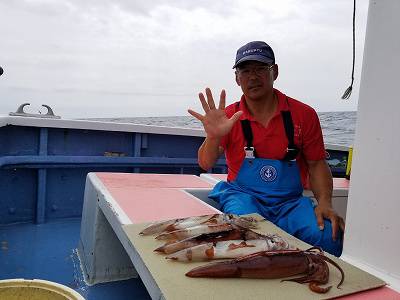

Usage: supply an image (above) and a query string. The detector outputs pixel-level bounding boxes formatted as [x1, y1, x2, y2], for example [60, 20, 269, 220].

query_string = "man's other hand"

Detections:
[314, 204, 345, 241]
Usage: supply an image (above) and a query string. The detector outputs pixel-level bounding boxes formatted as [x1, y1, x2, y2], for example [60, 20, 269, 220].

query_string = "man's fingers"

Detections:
[316, 213, 324, 231]
[218, 89, 226, 110]
[230, 111, 243, 123]
[330, 216, 339, 241]
[205, 88, 216, 110]
[339, 217, 346, 232]
[188, 109, 204, 121]
[199, 93, 210, 113]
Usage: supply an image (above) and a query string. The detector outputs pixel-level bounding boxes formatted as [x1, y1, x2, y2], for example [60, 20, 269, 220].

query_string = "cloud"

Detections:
[0, 0, 368, 118]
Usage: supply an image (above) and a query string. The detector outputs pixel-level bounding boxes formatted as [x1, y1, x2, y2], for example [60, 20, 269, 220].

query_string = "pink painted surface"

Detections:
[108, 187, 218, 223]
[96, 173, 212, 188]
[336, 286, 400, 299]
[96, 173, 217, 223]
[333, 177, 350, 189]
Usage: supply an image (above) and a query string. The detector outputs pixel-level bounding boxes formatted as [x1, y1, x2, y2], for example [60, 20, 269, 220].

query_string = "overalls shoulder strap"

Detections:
[240, 119, 257, 158]
[281, 110, 300, 161]
[239, 97, 300, 161]
[237, 101, 257, 158]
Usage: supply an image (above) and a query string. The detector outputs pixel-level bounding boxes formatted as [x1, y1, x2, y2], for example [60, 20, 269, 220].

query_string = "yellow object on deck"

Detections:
[0, 279, 85, 300]
[346, 146, 353, 179]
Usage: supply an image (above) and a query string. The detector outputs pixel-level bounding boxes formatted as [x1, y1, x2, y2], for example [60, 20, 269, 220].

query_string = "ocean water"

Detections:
[318, 111, 356, 147]
[90, 111, 356, 147]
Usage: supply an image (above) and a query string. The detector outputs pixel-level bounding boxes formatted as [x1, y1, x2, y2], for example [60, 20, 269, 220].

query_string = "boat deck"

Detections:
[0, 218, 151, 300]
[2, 173, 400, 299]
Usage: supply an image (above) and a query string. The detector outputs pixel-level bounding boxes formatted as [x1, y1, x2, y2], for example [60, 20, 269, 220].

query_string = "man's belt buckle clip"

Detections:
[286, 147, 298, 161]
[244, 147, 255, 158]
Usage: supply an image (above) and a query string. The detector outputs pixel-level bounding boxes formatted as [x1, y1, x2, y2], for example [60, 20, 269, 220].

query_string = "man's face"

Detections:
[235, 61, 278, 101]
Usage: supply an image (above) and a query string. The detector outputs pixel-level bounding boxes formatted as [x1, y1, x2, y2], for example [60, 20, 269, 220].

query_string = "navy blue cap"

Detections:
[233, 41, 275, 68]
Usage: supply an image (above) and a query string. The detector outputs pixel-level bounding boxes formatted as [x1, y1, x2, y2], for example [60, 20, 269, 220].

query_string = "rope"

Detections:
[341, 0, 356, 100]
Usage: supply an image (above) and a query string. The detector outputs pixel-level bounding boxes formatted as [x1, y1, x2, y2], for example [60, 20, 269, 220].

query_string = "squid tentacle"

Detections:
[309, 282, 332, 293]
[314, 254, 345, 289]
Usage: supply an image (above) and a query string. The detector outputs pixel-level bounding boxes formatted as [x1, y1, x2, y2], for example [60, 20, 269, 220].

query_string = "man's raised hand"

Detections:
[188, 88, 243, 139]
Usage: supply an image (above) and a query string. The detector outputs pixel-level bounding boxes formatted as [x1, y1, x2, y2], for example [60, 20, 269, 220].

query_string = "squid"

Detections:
[139, 213, 259, 236]
[139, 215, 216, 235]
[186, 247, 345, 294]
[139, 218, 182, 235]
[155, 223, 234, 241]
[166, 238, 290, 262]
[221, 214, 260, 229]
[164, 214, 219, 231]
[155, 228, 289, 254]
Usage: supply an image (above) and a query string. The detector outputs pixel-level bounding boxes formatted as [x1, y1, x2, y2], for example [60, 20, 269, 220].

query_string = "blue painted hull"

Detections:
[0, 123, 348, 225]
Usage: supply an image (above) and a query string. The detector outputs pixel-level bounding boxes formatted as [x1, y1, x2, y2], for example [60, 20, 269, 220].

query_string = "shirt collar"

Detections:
[238, 88, 289, 121]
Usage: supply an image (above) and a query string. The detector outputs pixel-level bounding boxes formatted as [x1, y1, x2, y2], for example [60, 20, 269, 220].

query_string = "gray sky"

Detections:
[0, 0, 368, 119]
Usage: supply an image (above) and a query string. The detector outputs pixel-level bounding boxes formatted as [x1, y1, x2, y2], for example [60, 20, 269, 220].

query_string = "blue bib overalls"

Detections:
[209, 110, 343, 257]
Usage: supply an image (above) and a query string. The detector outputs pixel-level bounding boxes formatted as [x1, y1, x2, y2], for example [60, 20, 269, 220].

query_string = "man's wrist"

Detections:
[206, 136, 222, 144]
[316, 196, 332, 208]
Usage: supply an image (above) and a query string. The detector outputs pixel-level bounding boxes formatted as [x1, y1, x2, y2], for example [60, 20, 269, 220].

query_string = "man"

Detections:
[188, 41, 345, 256]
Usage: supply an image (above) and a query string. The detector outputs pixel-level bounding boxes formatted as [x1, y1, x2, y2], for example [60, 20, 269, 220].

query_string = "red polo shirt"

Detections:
[220, 89, 326, 188]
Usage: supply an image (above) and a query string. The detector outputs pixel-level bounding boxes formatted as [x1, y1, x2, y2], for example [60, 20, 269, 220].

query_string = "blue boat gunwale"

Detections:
[0, 116, 349, 226]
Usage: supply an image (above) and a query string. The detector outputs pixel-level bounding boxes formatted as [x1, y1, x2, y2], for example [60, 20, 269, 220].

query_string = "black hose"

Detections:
[341, 0, 356, 100]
